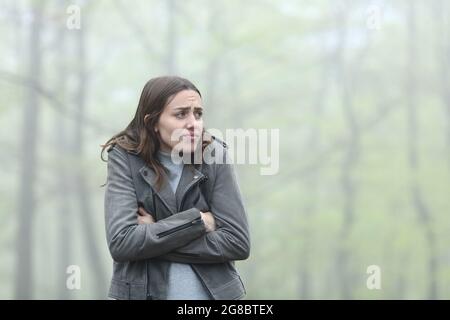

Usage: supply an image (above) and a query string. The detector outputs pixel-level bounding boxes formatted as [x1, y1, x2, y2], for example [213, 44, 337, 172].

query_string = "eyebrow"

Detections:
[172, 105, 203, 111]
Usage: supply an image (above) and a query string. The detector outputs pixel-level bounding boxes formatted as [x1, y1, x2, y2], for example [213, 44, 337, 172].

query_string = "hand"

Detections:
[200, 211, 216, 232]
[137, 206, 155, 224]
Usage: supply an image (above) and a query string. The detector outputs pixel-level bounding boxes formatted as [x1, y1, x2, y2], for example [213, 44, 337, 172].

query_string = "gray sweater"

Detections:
[157, 150, 212, 300]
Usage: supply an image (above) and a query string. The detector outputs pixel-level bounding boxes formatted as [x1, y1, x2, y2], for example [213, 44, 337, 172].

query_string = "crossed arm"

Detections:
[137, 207, 216, 232]
[105, 146, 250, 264]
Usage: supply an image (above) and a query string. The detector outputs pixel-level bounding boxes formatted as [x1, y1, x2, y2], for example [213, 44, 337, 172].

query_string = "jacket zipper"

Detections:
[179, 175, 207, 211]
[154, 193, 173, 215]
[156, 216, 203, 238]
[146, 260, 151, 300]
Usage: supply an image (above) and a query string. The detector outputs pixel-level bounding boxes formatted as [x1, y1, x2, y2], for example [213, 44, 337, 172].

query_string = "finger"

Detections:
[138, 216, 148, 225]
[140, 207, 153, 216]
[137, 207, 148, 216]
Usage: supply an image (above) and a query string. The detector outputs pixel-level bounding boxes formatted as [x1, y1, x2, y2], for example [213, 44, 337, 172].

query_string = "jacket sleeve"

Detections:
[104, 146, 207, 263]
[160, 151, 251, 264]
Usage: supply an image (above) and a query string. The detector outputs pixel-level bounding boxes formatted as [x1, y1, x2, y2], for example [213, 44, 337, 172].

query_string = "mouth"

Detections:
[181, 134, 200, 142]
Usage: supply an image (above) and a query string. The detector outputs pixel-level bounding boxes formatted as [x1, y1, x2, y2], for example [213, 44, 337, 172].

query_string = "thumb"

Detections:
[137, 207, 151, 216]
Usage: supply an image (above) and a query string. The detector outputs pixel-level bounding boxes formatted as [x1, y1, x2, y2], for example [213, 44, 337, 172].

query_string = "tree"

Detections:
[15, 0, 46, 299]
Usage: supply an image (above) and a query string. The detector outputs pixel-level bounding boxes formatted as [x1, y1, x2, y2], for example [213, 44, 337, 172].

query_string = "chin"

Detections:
[179, 139, 202, 154]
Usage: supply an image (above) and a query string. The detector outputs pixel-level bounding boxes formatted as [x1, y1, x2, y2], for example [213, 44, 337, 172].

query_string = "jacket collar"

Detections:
[175, 164, 205, 209]
[138, 162, 205, 214]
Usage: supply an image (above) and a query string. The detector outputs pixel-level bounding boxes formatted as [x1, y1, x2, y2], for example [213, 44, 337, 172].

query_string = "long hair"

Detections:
[100, 76, 213, 190]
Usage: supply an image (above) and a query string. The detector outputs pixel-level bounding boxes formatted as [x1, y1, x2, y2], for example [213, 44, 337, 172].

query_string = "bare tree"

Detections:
[55, 0, 72, 299]
[406, 1, 438, 299]
[332, 2, 359, 299]
[166, 0, 177, 74]
[204, 1, 222, 124]
[297, 44, 333, 299]
[15, 1, 45, 299]
[11, 1, 24, 59]
[112, 0, 159, 60]
[71, 12, 107, 297]
[432, 0, 450, 164]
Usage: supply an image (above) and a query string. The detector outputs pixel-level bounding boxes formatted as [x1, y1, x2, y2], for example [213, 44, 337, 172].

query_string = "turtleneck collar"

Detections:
[157, 149, 183, 166]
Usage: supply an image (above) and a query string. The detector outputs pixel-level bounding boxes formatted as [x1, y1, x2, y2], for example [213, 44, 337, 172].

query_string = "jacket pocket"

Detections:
[108, 278, 146, 300]
[192, 262, 245, 300]
[156, 216, 203, 238]
[212, 276, 246, 300]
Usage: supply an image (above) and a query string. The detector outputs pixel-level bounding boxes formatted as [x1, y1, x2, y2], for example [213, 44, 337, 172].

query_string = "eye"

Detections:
[175, 111, 186, 119]
[194, 111, 203, 119]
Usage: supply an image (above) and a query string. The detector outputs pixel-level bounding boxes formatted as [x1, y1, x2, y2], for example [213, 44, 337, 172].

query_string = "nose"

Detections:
[185, 112, 198, 129]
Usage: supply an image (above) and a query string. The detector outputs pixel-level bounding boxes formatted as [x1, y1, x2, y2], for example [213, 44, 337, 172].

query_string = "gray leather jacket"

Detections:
[104, 140, 250, 300]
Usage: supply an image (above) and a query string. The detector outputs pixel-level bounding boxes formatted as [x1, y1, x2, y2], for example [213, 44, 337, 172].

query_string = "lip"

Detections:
[180, 135, 200, 144]
[183, 134, 200, 138]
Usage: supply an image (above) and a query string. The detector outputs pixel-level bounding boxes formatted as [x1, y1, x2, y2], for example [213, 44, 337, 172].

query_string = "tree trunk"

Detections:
[298, 44, 332, 299]
[12, 1, 24, 60]
[204, 2, 221, 125]
[55, 0, 71, 299]
[406, 1, 438, 299]
[333, 3, 360, 299]
[433, 0, 450, 164]
[166, 0, 177, 74]
[72, 15, 107, 298]
[15, 1, 45, 299]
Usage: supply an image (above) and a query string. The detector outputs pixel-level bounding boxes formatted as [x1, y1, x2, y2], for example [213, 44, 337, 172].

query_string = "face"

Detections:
[154, 89, 204, 154]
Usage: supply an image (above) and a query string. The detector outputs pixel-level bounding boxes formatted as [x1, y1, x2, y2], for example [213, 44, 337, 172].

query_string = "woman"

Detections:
[101, 76, 250, 300]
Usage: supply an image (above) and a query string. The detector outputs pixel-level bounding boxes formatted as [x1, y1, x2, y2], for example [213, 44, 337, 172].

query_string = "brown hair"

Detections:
[100, 76, 213, 190]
